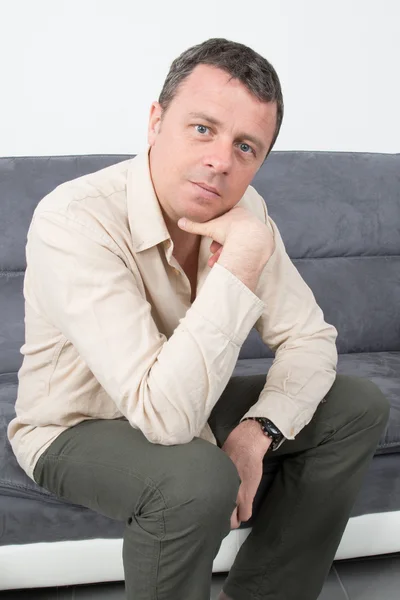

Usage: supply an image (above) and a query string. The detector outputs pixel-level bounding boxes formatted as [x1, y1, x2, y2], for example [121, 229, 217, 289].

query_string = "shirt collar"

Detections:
[127, 145, 171, 253]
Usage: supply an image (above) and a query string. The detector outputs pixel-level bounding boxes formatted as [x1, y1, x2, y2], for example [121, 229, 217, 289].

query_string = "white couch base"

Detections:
[1, 511, 399, 590]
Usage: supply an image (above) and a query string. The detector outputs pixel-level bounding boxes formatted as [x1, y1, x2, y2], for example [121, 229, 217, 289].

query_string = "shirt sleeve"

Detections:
[239, 192, 339, 440]
[28, 210, 265, 445]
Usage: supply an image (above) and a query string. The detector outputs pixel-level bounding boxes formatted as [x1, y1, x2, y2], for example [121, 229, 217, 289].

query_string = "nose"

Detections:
[203, 140, 233, 175]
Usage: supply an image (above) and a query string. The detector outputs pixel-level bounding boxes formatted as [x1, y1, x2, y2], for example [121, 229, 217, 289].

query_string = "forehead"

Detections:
[172, 64, 276, 132]
[176, 64, 257, 105]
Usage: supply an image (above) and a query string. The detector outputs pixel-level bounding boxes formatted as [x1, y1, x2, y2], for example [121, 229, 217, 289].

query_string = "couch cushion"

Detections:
[0, 372, 127, 547]
[1, 351, 399, 503]
[233, 352, 399, 454]
[1, 353, 399, 546]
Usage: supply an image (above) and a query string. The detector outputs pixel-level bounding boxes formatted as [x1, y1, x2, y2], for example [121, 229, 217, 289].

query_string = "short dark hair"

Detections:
[158, 38, 284, 160]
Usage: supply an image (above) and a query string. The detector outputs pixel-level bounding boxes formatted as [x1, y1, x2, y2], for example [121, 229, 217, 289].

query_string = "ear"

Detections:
[147, 102, 163, 146]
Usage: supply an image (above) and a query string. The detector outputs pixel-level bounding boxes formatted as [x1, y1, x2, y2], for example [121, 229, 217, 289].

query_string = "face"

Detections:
[147, 63, 277, 231]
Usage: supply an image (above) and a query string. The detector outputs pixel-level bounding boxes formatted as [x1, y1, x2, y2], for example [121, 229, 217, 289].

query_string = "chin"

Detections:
[185, 203, 215, 223]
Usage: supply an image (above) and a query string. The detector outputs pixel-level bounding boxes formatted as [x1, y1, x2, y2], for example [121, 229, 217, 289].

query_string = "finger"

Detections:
[208, 247, 223, 267]
[208, 250, 221, 268]
[210, 240, 222, 253]
[209, 248, 222, 267]
[237, 501, 252, 523]
[230, 507, 241, 529]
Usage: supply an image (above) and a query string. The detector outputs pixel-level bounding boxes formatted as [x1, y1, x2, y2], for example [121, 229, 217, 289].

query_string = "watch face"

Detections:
[264, 419, 283, 439]
[269, 424, 281, 436]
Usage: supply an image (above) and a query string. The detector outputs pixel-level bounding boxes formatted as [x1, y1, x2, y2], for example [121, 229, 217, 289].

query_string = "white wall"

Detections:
[1, 0, 399, 157]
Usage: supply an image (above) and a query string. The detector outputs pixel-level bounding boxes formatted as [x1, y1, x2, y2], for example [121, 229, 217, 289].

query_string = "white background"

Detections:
[1, 0, 399, 157]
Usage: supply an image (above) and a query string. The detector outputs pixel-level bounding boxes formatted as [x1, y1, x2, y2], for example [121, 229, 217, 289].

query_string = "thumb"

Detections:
[237, 499, 252, 523]
[177, 217, 205, 235]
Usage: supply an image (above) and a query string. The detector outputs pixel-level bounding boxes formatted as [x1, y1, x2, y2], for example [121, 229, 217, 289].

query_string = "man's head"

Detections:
[147, 38, 284, 229]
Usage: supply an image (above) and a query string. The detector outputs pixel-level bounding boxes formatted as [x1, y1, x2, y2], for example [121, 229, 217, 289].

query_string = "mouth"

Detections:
[191, 181, 221, 197]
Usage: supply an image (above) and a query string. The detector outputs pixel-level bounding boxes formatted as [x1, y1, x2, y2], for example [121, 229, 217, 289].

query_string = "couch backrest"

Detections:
[0, 151, 399, 375]
[0, 155, 132, 376]
[239, 151, 400, 359]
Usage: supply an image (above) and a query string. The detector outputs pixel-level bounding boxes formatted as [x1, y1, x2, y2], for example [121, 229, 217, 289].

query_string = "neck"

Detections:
[159, 206, 200, 260]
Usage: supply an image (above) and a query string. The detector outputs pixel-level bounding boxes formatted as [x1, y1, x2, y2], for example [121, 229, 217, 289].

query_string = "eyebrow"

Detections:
[188, 111, 265, 152]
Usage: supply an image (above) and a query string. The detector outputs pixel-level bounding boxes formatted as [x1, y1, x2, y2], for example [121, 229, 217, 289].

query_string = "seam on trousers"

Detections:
[41, 454, 168, 599]
[37, 455, 170, 533]
[252, 455, 318, 599]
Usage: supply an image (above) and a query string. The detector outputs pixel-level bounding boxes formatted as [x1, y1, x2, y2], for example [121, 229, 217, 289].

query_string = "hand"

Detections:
[221, 420, 272, 529]
[178, 205, 274, 261]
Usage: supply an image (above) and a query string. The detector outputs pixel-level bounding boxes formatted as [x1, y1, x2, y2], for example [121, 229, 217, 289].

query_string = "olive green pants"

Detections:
[33, 374, 390, 600]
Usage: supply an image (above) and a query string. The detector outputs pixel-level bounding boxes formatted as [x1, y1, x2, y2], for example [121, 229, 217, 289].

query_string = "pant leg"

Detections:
[215, 374, 390, 600]
[33, 417, 241, 600]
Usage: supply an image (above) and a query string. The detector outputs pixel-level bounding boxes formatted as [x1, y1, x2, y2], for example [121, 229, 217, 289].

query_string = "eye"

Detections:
[239, 143, 254, 155]
[194, 124, 210, 135]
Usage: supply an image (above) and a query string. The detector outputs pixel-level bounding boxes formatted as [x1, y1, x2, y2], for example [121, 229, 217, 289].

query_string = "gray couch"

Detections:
[1, 151, 399, 591]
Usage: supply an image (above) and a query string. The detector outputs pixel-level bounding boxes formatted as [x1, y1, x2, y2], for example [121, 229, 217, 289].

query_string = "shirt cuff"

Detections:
[240, 390, 307, 441]
[189, 262, 265, 347]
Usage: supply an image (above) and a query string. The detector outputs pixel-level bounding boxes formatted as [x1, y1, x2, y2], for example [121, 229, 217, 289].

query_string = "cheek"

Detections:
[225, 175, 251, 202]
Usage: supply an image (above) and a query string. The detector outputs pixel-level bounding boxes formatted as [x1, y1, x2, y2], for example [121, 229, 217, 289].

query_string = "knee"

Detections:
[162, 441, 241, 521]
[360, 378, 390, 428]
[333, 374, 390, 431]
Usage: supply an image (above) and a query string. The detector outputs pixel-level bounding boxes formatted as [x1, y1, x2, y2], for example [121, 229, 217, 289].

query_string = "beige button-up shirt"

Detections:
[8, 148, 338, 480]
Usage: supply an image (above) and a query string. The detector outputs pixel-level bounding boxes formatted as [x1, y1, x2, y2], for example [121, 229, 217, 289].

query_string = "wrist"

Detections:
[235, 420, 272, 454]
[222, 237, 269, 270]
[241, 417, 285, 451]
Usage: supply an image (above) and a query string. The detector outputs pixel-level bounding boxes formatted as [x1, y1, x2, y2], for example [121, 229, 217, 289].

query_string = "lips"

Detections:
[193, 182, 220, 196]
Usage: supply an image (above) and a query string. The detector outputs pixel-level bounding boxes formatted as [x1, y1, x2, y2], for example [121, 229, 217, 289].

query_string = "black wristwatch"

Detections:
[241, 417, 285, 451]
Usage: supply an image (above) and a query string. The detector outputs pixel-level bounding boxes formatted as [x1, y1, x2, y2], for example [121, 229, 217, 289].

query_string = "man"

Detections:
[8, 38, 389, 600]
